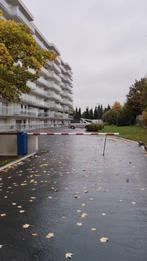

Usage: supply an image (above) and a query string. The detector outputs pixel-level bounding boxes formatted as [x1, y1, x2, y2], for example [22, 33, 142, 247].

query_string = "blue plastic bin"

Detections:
[17, 132, 28, 156]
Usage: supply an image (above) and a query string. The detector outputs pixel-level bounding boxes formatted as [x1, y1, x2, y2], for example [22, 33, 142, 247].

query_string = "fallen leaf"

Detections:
[0, 213, 6, 217]
[19, 210, 25, 213]
[46, 233, 54, 239]
[22, 224, 31, 229]
[65, 252, 73, 259]
[81, 213, 87, 218]
[32, 233, 38, 237]
[131, 201, 136, 205]
[100, 237, 109, 243]
[17, 206, 22, 209]
[76, 222, 82, 226]
[91, 228, 97, 231]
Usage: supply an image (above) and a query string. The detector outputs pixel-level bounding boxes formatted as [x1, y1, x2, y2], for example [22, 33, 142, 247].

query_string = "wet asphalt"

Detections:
[0, 131, 147, 261]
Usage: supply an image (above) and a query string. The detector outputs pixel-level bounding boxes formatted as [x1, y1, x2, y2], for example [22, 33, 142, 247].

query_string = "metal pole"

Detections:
[102, 134, 107, 156]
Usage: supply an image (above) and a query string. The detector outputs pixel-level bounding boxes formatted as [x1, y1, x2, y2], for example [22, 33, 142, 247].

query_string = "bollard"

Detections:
[102, 135, 107, 156]
[17, 132, 28, 156]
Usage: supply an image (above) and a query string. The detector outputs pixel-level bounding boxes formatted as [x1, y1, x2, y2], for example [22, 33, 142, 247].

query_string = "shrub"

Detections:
[102, 109, 120, 125]
[85, 123, 104, 132]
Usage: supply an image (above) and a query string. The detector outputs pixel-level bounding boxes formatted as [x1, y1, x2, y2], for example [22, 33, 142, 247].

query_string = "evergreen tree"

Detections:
[78, 108, 82, 118]
[85, 107, 90, 119]
[89, 108, 93, 119]
[94, 106, 98, 119]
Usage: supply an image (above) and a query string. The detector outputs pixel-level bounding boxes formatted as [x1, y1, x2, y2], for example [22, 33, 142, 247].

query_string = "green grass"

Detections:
[101, 125, 147, 144]
[0, 157, 19, 168]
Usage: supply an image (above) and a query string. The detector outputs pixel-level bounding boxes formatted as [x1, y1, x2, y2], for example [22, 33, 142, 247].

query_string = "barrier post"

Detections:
[17, 132, 28, 156]
[102, 134, 107, 156]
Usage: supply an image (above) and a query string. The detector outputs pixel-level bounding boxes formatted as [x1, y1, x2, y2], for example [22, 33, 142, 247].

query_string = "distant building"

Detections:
[0, 0, 73, 131]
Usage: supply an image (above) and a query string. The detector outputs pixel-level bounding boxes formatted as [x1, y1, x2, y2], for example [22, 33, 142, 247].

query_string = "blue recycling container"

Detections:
[17, 132, 28, 156]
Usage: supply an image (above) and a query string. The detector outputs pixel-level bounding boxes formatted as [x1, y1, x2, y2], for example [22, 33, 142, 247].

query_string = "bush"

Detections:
[102, 109, 120, 125]
[85, 123, 104, 132]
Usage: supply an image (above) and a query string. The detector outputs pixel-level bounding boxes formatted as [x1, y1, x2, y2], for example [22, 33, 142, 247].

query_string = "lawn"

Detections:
[0, 156, 19, 168]
[102, 125, 147, 144]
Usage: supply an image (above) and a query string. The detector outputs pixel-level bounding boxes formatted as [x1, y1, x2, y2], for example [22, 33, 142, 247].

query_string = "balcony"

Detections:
[34, 35, 46, 49]
[39, 71, 61, 84]
[27, 81, 47, 98]
[0, 0, 10, 15]
[37, 77, 50, 88]
[46, 101, 56, 110]
[53, 63, 61, 75]
[61, 84, 72, 93]
[11, 7, 35, 33]
[0, 105, 38, 117]
[54, 104, 63, 112]
[62, 99, 73, 106]
[41, 67, 52, 79]
[61, 91, 72, 101]
[47, 91, 62, 102]
[21, 94, 48, 108]
[62, 113, 70, 119]
[52, 72, 61, 83]
[54, 112, 63, 119]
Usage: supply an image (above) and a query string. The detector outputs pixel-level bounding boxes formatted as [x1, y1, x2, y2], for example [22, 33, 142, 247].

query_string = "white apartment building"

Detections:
[0, 0, 73, 131]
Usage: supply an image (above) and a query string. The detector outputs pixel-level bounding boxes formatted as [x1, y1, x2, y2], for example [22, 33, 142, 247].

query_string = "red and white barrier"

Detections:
[27, 132, 119, 136]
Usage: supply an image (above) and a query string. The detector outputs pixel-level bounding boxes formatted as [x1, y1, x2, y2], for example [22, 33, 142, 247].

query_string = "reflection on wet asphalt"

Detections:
[0, 134, 147, 261]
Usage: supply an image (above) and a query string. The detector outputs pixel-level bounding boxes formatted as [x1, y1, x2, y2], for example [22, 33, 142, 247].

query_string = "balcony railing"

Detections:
[21, 94, 48, 108]
[62, 99, 73, 106]
[47, 91, 62, 102]
[53, 63, 61, 75]
[11, 7, 35, 33]
[34, 35, 46, 49]
[0, 106, 38, 117]
[0, 0, 10, 14]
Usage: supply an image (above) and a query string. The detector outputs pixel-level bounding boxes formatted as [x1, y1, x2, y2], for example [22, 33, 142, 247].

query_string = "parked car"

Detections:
[69, 122, 88, 129]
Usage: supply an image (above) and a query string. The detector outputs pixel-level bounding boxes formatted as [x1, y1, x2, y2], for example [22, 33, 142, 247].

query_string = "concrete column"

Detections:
[0, 133, 17, 156]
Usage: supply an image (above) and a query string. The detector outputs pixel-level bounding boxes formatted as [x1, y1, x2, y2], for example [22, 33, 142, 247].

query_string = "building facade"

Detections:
[0, 0, 73, 131]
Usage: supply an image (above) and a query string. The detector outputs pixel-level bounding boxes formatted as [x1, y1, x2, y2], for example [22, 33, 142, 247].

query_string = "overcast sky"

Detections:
[23, 0, 147, 110]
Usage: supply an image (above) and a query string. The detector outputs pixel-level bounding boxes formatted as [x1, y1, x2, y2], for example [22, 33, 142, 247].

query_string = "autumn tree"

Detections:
[112, 101, 122, 111]
[126, 78, 147, 118]
[0, 12, 57, 102]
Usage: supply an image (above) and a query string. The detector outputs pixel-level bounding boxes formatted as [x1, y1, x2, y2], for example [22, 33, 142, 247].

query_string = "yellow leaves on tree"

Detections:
[0, 43, 13, 67]
[0, 13, 57, 102]
[112, 101, 122, 111]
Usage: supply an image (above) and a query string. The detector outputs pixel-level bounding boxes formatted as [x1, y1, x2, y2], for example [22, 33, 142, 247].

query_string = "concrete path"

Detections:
[0, 134, 147, 261]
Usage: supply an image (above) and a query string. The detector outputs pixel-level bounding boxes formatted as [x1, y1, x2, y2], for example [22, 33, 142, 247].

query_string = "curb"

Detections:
[0, 152, 36, 172]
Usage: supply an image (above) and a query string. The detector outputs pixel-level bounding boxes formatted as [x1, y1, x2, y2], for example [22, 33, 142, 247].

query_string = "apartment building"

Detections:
[0, 0, 73, 131]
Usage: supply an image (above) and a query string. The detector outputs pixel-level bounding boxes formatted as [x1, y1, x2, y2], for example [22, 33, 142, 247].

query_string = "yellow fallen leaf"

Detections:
[91, 228, 97, 231]
[100, 237, 109, 243]
[81, 213, 87, 218]
[32, 233, 38, 237]
[76, 222, 82, 226]
[0, 213, 6, 217]
[17, 206, 22, 209]
[46, 233, 54, 239]
[22, 224, 31, 229]
[19, 210, 25, 213]
[77, 210, 82, 213]
[65, 252, 73, 259]
[12, 203, 17, 206]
